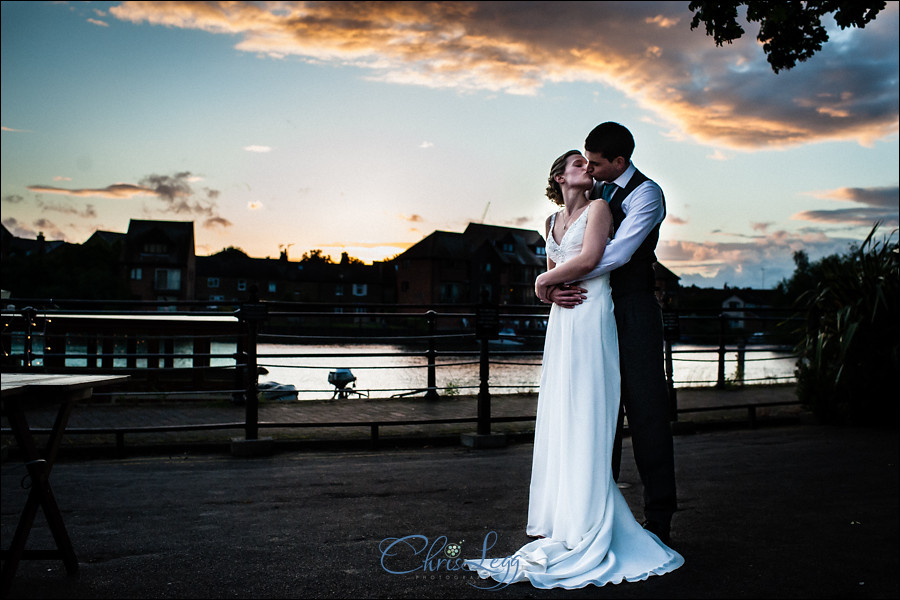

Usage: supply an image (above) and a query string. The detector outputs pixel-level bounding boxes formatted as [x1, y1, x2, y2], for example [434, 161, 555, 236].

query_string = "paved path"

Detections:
[1, 420, 897, 598]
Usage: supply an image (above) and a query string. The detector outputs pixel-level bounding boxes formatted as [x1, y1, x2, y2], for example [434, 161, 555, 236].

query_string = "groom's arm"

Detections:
[578, 181, 665, 280]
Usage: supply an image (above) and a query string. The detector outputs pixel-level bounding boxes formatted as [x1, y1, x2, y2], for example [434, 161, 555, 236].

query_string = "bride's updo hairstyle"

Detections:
[546, 150, 583, 206]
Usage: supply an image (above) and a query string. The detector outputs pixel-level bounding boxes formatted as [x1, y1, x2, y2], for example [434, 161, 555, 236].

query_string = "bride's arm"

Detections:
[543, 214, 557, 272]
[535, 202, 611, 297]
[535, 215, 557, 303]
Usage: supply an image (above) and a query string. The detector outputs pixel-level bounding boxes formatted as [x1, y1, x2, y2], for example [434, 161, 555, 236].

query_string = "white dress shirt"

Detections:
[581, 162, 666, 281]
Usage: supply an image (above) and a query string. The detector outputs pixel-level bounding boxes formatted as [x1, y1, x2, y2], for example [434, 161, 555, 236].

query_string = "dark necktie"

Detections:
[600, 182, 618, 201]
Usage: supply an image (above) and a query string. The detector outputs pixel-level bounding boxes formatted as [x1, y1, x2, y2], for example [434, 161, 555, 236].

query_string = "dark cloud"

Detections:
[831, 186, 899, 208]
[510, 216, 533, 227]
[139, 172, 193, 203]
[793, 207, 898, 227]
[36, 200, 98, 219]
[203, 216, 233, 229]
[25, 171, 231, 228]
[795, 185, 899, 226]
[1, 217, 33, 238]
[2, 216, 72, 241]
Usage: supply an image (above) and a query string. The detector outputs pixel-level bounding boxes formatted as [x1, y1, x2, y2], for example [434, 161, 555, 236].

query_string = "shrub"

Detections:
[794, 225, 899, 427]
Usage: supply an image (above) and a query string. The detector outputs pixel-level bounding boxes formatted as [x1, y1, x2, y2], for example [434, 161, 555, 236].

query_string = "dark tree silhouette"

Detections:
[688, 1, 887, 73]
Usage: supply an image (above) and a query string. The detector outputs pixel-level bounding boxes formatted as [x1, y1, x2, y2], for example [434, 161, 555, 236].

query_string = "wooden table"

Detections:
[1, 373, 128, 594]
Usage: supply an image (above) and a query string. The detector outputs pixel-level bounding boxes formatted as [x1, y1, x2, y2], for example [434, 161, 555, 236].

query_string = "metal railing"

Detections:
[1, 297, 804, 451]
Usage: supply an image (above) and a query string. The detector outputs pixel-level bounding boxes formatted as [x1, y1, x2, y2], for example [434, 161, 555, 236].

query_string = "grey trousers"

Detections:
[610, 291, 677, 524]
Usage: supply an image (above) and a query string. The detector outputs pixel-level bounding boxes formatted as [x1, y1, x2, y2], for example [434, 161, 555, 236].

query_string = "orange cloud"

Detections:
[107, 1, 898, 149]
[27, 183, 155, 198]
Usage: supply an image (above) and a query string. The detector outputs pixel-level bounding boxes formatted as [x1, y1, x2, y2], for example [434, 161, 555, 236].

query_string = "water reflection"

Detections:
[9, 338, 796, 401]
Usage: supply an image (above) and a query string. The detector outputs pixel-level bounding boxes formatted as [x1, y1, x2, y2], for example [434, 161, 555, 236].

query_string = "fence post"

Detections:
[237, 294, 267, 441]
[477, 337, 491, 435]
[21, 307, 36, 368]
[424, 310, 439, 400]
[86, 335, 98, 369]
[662, 311, 680, 421]
[233, 345, 247, 405]
[231, 292, 272, 457]
[461, 301, 506, 448]
[735, 338, 746, 387]
[716, 313, 727, 389]
[244, 312, 259, 440]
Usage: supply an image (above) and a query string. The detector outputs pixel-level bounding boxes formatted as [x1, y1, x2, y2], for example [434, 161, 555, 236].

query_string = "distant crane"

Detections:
[481, 202, 491, 223]
[279, 243, 294, 259]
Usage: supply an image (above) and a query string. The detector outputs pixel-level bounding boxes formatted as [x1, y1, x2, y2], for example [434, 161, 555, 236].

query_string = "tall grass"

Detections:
[794, 224, 899, 427]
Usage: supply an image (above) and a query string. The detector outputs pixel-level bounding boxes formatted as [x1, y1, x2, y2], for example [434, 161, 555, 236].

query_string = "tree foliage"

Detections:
[299, 249, 334, 264]
[688, 0, 887, 73]
[786, 224, 899, 427]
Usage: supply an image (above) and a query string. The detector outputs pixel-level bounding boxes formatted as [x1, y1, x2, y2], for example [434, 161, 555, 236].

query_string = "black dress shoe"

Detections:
[642, 520, 671, 544]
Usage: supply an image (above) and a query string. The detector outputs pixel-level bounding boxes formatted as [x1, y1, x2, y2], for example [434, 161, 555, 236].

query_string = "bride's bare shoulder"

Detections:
[587, 199, 611, 214]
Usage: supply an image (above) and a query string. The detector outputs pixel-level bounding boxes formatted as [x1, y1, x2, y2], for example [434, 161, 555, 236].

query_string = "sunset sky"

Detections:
[2, 1, 898, 289]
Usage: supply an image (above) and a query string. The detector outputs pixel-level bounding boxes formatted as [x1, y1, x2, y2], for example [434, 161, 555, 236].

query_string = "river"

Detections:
[13, 339, 796, 401]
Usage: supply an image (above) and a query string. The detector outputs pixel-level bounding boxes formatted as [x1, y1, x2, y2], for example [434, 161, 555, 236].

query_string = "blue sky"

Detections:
[2, 1, 898, 289]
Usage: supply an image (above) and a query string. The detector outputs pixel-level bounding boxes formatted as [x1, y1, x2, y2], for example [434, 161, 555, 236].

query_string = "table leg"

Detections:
[1, 399, 79, 595]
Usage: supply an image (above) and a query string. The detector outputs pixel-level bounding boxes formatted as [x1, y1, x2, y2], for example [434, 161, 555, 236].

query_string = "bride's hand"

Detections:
[535, 274, 552, 303]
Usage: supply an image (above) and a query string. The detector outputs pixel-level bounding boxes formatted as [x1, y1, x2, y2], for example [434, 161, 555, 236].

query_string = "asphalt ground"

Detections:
[1, 387, 898, 599]
[2, 385, 805, 455]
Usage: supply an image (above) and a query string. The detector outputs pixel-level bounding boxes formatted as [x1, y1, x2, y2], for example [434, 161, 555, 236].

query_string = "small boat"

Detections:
[257, 381, 300, 402]
[489, 328, 525, 347]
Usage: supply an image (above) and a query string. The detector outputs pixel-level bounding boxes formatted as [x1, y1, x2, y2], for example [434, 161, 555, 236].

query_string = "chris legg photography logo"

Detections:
[378, 531, 519, 590]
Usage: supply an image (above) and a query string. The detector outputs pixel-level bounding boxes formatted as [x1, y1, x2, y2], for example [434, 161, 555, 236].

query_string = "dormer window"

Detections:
[143, 243, 168, 254]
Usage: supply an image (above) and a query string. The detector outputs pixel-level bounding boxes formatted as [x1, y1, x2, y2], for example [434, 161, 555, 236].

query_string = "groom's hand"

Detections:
[548, 283, 587, 308]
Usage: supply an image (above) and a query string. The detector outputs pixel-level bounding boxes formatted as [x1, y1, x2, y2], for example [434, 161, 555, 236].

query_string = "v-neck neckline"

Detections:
[551, 203, 590, 246]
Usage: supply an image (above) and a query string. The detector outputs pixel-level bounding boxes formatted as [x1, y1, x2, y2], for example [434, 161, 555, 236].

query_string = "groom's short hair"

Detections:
[585, 122, 634, 162]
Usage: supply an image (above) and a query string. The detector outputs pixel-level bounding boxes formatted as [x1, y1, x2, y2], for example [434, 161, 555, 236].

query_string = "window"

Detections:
[130, 268, 142, 280]
[440, 283, 461, 303]
[502, 243, 514, 253]
[483, 263, 492, 273]
[209, 295, 224, 302]
[237, 280, 247, 291]
[535, 246, 546, 256]
[352, 283, 367, 297]
[268, 282, 276, 293]
[335, 285, 344, 296]
[208, 277, 220, 288]
[143, 243, 168, 254]
[154, 269, 181, 291]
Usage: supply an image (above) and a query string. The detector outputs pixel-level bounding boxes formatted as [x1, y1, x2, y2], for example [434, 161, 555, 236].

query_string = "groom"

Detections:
[547, 122, 677, 543]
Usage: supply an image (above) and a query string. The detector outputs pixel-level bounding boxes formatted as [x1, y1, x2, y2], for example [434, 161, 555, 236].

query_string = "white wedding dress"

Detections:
[465, 203, 683, 589]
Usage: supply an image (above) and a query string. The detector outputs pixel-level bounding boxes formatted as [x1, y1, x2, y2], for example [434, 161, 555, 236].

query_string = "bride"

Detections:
[464, 150, 683, 589]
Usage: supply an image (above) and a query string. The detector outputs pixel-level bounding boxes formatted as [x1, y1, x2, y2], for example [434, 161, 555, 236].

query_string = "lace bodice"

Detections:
[546, 203, 591, 265]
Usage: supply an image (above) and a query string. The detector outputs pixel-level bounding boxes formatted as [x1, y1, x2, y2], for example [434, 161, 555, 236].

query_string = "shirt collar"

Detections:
[611, 161, 636, 189]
